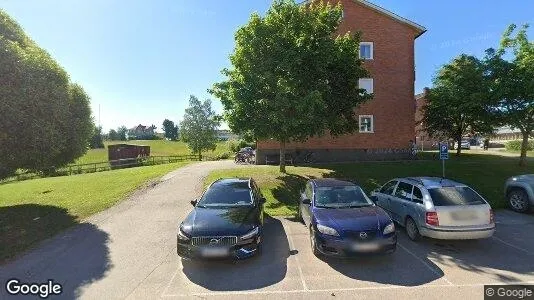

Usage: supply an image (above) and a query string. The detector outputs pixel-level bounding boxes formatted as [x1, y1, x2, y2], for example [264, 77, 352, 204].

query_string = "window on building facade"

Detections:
[359, 115, 374, 133]
[358, 78, 374, 94]
[359, 42, 373, 59]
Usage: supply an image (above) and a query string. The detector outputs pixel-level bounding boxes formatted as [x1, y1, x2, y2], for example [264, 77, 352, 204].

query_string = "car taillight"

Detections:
[489, 209, 494, 224]
[425, 212, 439, 226]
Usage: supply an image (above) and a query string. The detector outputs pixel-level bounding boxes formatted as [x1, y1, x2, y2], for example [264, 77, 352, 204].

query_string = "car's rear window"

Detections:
[428, 187, 486, 206]
[198, 182, 252, 207]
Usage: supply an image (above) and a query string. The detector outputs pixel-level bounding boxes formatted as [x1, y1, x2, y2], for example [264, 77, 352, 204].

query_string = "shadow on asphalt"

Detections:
[181, 216, 290, 291]
[0, 204, 79, 263]
[410, 212, 534, 283]
[0, 204, 111, 300]
[284, 217, 446, 287]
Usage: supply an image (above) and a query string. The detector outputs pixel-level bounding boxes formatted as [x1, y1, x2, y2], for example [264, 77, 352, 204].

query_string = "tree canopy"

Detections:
[117, 126, 128, 141]
[0, 9, 93, 177]
[423, 55, 493, 155]
[485, 24, 534, 166]
[162, 119, 179, 141]
[210, 0, 371, 172]
[179, 96, 220, 158]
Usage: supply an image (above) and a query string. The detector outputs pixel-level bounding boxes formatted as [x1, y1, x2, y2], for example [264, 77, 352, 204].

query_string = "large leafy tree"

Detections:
[162, 119, 179, 141]
[179, 96, 220, 159]
[0, 10, 93, 177]
[210, 0, 371, 172]
[484, 24, 534, 166]
[423, 55, 494, 156]
[117, 126, 128, 141]
[57, 83, 95, 161]
[89, 126, 105, 149]
[108, 129, 119, 141]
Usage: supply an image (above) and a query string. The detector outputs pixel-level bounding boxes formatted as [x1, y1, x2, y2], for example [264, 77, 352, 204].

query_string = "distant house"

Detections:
[128, 124, 156, 140]
[492, 127, 523, 142]
[216, 129, 239, 141]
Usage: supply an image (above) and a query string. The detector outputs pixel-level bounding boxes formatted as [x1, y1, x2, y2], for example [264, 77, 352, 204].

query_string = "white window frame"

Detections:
[359, 115, 374, 133]
[358, 78, 374, 94]
[359, 42, 374, 60]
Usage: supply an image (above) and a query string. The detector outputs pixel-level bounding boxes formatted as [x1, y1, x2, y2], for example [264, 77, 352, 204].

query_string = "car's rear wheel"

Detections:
[406, 217, 421, 241]
[310, 227, 321, 257]
[508, 189, 530, 213]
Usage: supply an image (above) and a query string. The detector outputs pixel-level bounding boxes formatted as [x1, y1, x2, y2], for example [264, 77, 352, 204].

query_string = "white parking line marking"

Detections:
[161, 267, 179, 298]
[397, 242, 454, 286]
[284, 220, 309, 291]
[160, 281, 534, 297]
[492, 236, 534, 255]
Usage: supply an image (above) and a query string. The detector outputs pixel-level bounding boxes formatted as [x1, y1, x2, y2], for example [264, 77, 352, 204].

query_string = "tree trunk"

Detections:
[279, 141, 286, 173]
[198, 150, 202, 161]
[456, 135, 462, 156]
[519, 132, 529, 167]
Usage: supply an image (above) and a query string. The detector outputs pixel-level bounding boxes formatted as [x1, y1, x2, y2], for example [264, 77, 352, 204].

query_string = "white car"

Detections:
[454, 140, 471, 150]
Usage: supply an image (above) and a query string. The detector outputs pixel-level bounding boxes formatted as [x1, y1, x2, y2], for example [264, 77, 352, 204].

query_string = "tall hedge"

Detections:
[505, 140, 534, 151]
[0, 10, 93, 178]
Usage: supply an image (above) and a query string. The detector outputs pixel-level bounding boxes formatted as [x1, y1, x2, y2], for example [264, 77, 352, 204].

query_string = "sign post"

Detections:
[439, 142, 449, 178]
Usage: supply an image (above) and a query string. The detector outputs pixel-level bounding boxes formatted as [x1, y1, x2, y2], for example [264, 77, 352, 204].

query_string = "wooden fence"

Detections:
[3, 155, 203, 183]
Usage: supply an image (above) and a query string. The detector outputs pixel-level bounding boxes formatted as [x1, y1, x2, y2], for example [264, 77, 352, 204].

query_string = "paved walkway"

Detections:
[1, 161, 533, 300]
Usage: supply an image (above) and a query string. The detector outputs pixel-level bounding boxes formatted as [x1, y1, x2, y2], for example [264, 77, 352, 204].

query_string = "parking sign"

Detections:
[439, 143, 449, 160]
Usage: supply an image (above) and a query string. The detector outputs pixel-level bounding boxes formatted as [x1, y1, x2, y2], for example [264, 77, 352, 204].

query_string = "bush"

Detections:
[216, 152, 231, 160]
[226, 139, 255, 153]
[505, 140, 534, 151]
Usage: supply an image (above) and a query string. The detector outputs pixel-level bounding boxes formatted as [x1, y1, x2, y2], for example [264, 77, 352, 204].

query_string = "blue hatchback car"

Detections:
[298, 179, 396, 257]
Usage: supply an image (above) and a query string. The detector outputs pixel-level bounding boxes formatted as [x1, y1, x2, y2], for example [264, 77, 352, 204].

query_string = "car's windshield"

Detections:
[314, 186, 373, 208]
[428, 186, 486, 206]
[197, 182, 253, 207]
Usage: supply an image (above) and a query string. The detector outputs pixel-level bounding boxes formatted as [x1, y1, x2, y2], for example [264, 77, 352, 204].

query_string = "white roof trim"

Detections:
[299, 0, 426, 37]
[353, 0, 426, 35]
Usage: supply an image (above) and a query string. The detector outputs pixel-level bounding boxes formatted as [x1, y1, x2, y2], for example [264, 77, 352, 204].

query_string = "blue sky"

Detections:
[1, 0, 532, 132]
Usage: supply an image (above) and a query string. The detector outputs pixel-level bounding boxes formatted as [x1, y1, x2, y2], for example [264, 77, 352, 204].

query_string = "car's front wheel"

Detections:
[508, 189, 531, 213]
[406, 217, 421, 241]
[310, 227, 321, 257]
[297, 206, 304, 224]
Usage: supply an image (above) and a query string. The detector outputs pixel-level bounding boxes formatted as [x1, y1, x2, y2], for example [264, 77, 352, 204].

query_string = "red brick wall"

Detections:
[415, 92, 437, 149]
[258, 0, 421, 151]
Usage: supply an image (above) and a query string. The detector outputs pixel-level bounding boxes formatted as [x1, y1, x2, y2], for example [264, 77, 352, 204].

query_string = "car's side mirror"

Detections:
[302, 198, 311, 205]
[190, 199, 197, 207]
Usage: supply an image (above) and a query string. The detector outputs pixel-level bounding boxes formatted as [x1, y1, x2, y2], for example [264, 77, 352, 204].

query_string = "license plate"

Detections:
[451, 211, 477, 221]
[352, 243, 379, 252]
[201, 247, 229, 257]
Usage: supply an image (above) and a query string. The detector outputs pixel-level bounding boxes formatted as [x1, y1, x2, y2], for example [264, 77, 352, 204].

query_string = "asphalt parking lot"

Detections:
[133, 210, 534, 299]
[2, 162, 533, 300]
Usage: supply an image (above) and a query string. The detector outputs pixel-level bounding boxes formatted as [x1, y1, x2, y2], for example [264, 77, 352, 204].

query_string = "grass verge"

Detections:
[0, 161, 191, 263]
[74, 140, 230, 164]
[204, 153, 531, 216]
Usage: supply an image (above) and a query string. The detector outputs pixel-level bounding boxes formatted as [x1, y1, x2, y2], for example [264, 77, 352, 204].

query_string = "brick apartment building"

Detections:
[256, 0, 426, 164]
[415, 89, 439, 150]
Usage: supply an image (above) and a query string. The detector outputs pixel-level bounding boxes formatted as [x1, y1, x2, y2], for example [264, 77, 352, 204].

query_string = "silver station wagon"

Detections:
[371, 177, 495, 241]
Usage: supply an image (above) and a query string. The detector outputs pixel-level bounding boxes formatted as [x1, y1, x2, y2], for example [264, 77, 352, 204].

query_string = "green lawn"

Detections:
[205, 152, 532, 216]
[0, 161, 191, 263]
[74, 140, 230, 165]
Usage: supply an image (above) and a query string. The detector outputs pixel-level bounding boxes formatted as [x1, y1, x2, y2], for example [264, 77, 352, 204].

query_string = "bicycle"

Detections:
[303, 151, 316, 164]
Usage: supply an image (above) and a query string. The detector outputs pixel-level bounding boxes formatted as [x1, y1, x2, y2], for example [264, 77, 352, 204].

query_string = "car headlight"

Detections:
[383, 222, 395, 235]
[240, 227, 259, 240]
[177, 227, 190, 241]
[316, 224, 339, 236]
